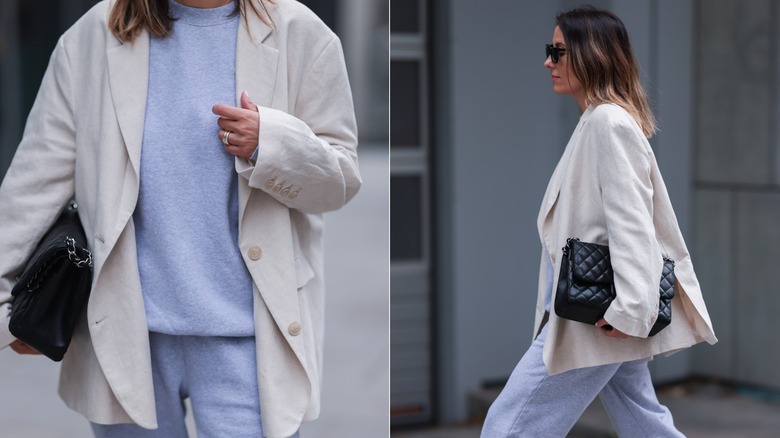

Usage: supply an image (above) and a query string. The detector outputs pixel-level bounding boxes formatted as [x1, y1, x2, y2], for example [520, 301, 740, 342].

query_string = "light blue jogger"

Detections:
[481, 324, 684, 437]
[91, 332, 299, 438]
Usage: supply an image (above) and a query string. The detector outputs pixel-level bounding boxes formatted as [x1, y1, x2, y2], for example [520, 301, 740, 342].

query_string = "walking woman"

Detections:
[0, 0, 360, 436]
[481, 6, 716, 437]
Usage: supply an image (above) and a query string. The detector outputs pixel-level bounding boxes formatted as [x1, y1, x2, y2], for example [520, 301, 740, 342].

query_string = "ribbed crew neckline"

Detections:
[169, 0, 237, 26]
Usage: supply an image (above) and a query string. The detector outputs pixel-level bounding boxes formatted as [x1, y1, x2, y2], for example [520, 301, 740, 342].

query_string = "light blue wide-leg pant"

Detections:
[481, 325, 684, 437]
[91, 332, 300, 438]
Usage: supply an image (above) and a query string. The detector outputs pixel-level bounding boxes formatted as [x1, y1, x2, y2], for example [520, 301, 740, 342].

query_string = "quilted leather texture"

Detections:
[555, 239, 615, 325]
[569, 240, 615, 309]
[555, 238, 675, 337]
[9, 202, 92, 361]
[648, 258, 675, 336]
[570, 240, 613, 285]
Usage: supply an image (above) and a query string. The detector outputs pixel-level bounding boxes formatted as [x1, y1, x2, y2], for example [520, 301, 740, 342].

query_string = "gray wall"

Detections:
[433, 0, 696, 423]
[691, 0, 780, 389]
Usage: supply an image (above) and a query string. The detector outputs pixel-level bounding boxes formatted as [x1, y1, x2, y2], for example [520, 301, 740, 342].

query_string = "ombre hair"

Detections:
[109, 0, 274, 43]
[556, 6, 657, 137]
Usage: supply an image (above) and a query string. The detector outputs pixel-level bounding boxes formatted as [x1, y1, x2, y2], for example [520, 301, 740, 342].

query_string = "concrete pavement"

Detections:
[0, 147, 389, 437]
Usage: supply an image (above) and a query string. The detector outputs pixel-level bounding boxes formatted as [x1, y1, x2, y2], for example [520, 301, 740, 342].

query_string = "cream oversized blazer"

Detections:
[0, 0, 360, 436]
[536, 103, 716, 375]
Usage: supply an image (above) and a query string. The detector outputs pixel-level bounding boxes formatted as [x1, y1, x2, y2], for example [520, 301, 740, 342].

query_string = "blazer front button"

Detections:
[288, 322, 302, 336]
[247, 245, 262, 260]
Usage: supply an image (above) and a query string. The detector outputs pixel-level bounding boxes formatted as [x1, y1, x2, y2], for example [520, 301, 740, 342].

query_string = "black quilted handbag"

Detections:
[9, 201, 93, 361]
[554, 238, 675, 337]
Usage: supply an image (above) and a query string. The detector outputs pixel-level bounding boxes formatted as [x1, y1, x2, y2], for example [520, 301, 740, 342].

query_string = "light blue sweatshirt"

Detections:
[134, 0, 255, 336]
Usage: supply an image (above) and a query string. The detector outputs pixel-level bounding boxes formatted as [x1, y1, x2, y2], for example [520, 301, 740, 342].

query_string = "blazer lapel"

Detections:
[236, 13, 278, 110]
[538, 140, 575, 229]
[107, 32, 149, 180]
[537, 106, 594, 240]
[235, 14, 278, 220]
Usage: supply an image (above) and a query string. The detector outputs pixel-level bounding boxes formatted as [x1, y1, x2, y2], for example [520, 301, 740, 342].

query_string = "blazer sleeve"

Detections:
[593, 114, 663, 338]
[0, 37, 78, 349]
[235, 36, 361, 214]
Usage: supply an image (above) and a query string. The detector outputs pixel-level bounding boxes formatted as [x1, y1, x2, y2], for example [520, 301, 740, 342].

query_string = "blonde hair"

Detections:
[109, 0, 274, 43]
[556, 5, 657, 137]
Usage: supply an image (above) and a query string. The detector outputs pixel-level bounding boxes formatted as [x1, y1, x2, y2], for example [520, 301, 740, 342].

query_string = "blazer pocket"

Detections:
[295, 254, 315, 290]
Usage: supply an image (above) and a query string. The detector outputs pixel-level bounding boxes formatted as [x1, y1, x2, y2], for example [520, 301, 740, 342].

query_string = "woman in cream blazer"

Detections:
[482, 6, 715, 437]
[0, 0, 359, 437]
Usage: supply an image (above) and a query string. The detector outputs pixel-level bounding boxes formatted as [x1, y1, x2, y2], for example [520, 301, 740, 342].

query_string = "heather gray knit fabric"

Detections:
[134, 0, 255, 336]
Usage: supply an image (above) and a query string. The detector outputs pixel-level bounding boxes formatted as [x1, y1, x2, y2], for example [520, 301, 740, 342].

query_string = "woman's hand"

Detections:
[595, 318, 629, 339]
[212, 91, 260, 159]
[9, 340, 42, 355]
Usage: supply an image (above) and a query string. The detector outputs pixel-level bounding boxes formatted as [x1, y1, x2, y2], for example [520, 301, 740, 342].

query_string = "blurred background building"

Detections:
[0, 1, 389, 437]
[391, 0, 780, 429]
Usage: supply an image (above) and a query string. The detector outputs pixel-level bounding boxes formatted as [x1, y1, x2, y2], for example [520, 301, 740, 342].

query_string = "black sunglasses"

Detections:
[545, 44, 566, 64]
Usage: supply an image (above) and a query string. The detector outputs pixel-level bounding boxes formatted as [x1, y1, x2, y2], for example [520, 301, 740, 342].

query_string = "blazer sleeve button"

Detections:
[281, 188, 290, 196]
[273, 184, 283, 193]
[265, 179, 276, 189]
[289, 191, 299, 199]
[247, 245, 262, 260]
[288, 322, 302, 336]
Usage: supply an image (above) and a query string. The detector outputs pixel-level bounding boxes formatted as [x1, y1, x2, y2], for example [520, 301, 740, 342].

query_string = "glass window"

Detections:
[390, 0, 419, 33]
[391, 175, 422, 260]
[391, 60, 421, 148]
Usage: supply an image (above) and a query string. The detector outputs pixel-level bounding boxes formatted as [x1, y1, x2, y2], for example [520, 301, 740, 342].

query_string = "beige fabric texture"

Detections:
[535, 103, 716, 376]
